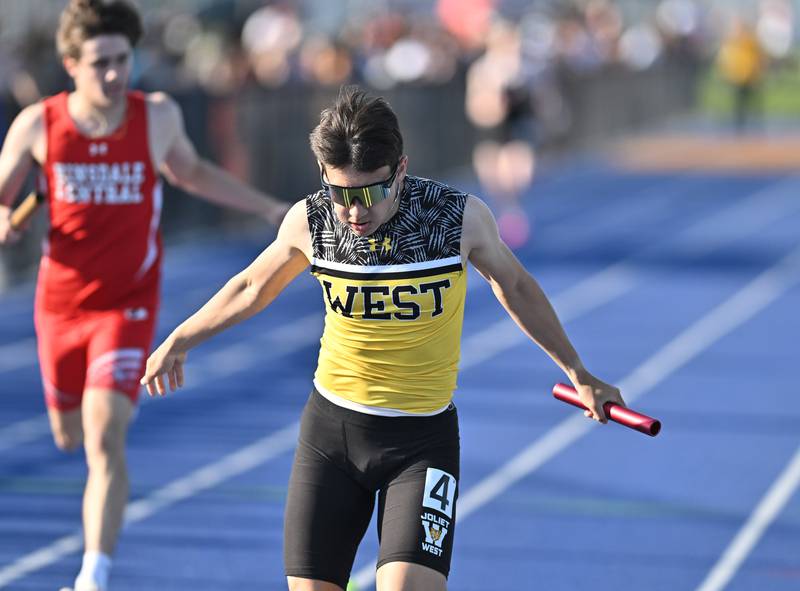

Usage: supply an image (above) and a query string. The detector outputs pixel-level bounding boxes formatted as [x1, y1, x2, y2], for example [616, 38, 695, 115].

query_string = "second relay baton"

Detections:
[10, 191, 44, 231]
[552, 383, 661, 437]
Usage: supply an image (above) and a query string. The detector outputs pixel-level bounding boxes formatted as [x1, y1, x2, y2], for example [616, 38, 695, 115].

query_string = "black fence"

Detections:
[0, 56, 700, 288]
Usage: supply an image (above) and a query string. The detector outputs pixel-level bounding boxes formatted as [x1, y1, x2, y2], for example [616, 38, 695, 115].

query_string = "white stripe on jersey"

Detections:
[134, 180, 163, 280]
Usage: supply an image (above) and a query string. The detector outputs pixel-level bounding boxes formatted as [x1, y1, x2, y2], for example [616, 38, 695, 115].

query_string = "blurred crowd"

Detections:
[0, 0, 792, 106]
[0, 0, 796, 285]
[0, 0, 793, 229]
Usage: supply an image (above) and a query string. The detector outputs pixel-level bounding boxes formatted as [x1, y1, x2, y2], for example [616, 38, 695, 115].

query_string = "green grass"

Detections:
[698, 56, 800, 118]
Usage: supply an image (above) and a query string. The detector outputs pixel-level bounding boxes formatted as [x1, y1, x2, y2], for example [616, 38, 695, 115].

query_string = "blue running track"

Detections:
[0, 162, 798, 590]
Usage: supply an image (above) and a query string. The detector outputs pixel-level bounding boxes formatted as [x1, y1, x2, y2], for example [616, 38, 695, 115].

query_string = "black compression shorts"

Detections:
[284, 389, 460, 588]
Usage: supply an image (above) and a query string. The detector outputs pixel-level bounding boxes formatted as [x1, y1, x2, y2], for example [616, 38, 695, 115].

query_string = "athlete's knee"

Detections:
[82, 389, 132, 464]
[83, 416, 128, 469]
[286, 576, 344, 591]
[48, 409, 83, 452]
[83, 425, 126, 465]
[52, 429, 83, 452]
[376, 562, 446, 591]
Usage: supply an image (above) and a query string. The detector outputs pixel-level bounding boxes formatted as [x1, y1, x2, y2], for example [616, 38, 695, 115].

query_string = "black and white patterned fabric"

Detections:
[306, 175, 468, 266]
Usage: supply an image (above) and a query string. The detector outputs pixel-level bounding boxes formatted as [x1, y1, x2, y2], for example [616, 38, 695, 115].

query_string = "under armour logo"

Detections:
[89, 143, 108, 156]
[369, 237, 392, 253]
[124, 307, 149, 321]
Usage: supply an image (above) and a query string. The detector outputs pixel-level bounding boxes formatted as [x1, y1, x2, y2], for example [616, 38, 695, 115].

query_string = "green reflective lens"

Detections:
[332, 184, 389, 208]
[321, 164, 399, 209]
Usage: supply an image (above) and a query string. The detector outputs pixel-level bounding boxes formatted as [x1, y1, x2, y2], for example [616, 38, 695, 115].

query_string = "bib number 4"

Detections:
[422, 468, 457, 519]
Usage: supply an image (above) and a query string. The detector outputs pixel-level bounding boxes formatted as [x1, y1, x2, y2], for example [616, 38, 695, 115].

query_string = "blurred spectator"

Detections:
[241, 3, 302, 87]
[299, 35, 353, 86]
[437, 0, 496, 51]
[466, 19, 536, 249]
[716, 17, 765, 132]
[756, 0, 793, 61]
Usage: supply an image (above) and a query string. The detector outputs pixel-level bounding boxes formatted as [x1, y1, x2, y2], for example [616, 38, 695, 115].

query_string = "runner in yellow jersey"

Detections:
[141, 86, 624, 591]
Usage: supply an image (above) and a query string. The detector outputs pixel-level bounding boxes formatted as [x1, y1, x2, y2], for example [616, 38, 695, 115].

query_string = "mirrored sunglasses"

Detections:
[321, 165, 399, 208]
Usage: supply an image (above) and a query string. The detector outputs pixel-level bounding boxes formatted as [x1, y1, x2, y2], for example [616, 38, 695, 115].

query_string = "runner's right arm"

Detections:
[141, 199, 310, 396]
[0, 104, 43, 244]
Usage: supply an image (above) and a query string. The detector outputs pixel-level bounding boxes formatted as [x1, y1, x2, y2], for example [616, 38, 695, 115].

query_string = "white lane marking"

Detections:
[458, 176, 800, 375]
[350, 244, 800, 589]
[542, 177, 713, 255]
[694, 444, 800, 591]
[0, 311, 323, 456]
[0, 171, 789, 455]
[185, 311, 322, 384]
[460, 266, 637, 368]
[0, 338, 37, 373]
[0, 537, 83, 590]
[0, 251, 639, 587]
[0, 415, 51, 453]
[0, 424, 299, 588]
[0, 175, 709, 376]
[675, 178, 800, 257]
[2, 178, 799, 586]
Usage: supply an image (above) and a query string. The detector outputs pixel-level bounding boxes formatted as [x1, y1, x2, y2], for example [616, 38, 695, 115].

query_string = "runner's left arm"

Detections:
[0, 103, 43, 244]
[463, 195, 624, 422]
[154, 93, 289, 226]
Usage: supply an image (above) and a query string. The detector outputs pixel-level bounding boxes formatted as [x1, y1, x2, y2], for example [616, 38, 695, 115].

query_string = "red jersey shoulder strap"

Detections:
[42, 92, 72, 161]
[120, 90, 150, 156]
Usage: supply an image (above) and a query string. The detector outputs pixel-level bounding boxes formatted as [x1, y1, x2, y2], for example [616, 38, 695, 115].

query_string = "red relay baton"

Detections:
[552, 383, 661, 437]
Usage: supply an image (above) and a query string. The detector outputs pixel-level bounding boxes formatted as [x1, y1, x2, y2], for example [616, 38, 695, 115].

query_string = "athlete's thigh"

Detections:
[376, 421, 459, 579]
[81, 387, 134, 450]
[34, 307, 88, 412]
[284, 396, 375, 589]
[84, 307, 157, 406]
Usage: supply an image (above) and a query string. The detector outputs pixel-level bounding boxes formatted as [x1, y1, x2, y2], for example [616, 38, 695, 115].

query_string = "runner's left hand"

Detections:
[571, 372, 625, 424]
[140, 338, 187, 396]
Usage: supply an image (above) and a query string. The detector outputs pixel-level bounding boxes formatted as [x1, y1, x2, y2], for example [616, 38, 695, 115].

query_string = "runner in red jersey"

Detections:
[0, 2, 287, 590]
[36, 90, 162, 414]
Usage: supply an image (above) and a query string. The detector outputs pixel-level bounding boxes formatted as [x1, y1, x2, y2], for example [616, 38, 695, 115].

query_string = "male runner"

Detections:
[0, 1, 286, 590]
[141, 86, 624, 591]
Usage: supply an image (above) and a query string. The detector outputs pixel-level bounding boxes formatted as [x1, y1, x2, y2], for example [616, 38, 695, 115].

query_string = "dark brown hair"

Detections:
[309, 86, 404, 172]
[57, 0, 143, 59]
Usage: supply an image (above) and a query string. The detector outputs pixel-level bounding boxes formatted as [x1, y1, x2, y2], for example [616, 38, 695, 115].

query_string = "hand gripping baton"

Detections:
[552, 383, 661, 437]
[10, 191, 43, 231]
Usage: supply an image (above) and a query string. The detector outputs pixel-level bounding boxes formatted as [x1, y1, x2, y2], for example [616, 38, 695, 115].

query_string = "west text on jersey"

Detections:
[322, 279, 452, 320]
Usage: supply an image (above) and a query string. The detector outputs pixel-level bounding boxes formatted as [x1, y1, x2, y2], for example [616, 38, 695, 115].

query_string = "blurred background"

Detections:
[1, 0, 797, 285]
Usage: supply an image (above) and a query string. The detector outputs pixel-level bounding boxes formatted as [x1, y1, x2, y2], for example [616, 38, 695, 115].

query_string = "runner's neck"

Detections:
[67, 91, 128, 138]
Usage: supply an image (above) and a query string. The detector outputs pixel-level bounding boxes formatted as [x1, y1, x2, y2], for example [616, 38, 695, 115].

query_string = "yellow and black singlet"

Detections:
[306, 175, 468, 415]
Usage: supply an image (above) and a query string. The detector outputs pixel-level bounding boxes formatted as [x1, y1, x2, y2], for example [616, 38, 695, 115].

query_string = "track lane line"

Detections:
[2, 177, 798, 587]
[0, 172, 773, 450]
[694, 444, 800, 591]
[0, 252, 639, 588]
[350, 242, 800, 589]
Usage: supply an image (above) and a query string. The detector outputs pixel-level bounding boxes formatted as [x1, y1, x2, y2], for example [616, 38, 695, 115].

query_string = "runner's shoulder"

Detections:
[9, 102, 45, 139]
[144, 92, 182, 127]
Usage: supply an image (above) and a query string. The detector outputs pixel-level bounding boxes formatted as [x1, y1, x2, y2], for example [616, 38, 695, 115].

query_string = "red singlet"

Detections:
[34, 91, 162, 410]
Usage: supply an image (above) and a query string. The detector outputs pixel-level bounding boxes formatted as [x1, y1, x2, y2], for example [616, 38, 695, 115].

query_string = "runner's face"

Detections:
[64, 35, 132, 108]
[325, 157, 408, 237]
